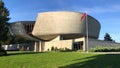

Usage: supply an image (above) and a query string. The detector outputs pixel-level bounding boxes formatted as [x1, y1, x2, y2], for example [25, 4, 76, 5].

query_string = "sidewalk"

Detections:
[96, 52, 120, 54]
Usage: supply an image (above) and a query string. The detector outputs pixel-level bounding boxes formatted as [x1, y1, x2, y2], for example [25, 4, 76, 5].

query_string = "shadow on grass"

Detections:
[6, 51, 45, 56]
[59, 54, 120, 68]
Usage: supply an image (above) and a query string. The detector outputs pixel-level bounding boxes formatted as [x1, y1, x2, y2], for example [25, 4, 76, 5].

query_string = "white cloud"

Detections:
[72, 4, 120, 14]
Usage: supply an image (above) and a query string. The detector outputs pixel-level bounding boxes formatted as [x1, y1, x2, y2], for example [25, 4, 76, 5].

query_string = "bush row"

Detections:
[48, 46, 72, 52]
[90, 46, 120, 52]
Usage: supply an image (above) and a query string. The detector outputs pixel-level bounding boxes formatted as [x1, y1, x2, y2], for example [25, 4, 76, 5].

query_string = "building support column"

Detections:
[34, 41, 45, 52]
[34, 41, 40, 52]
[72, 39, 75, 50]
[83, 37, 87, 51]
[39, 42, 42, 52]
[41, 42, 45, 52]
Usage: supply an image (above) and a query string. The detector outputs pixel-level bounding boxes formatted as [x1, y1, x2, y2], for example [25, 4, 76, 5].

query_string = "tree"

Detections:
[104, 33, 113, 41]
[0, 0, 10, 55]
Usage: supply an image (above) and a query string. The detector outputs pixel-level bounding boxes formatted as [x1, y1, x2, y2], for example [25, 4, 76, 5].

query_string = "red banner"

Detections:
[80, 13, 87, 22]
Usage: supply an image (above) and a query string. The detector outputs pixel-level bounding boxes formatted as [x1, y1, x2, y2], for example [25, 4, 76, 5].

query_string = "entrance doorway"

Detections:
[73, 41, 83, 50]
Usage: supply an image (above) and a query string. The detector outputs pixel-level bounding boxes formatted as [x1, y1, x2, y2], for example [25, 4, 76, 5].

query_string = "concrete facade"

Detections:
[31, 11, 101, 52]
[9, 11, 120, 52]
[32, 11, 101, 41]
[36, 37, 120, 52]
[34, 36, 86, 52]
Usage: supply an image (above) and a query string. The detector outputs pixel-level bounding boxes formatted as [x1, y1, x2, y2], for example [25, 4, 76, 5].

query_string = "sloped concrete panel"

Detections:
[9, 21, 39, 41]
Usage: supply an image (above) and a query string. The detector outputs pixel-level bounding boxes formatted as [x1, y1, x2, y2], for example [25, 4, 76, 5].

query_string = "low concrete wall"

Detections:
[88, 38, 120, 50]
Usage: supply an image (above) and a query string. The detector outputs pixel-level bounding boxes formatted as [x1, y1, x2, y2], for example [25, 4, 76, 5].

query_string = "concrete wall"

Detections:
[40, 37, 86, 52]
[43, 40, 73, 51]
[34, 37, 120, 52]
[88, 38, 120, 50]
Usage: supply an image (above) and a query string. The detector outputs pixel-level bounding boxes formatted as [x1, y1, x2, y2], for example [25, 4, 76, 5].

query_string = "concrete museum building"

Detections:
[9, 11, 120, 52]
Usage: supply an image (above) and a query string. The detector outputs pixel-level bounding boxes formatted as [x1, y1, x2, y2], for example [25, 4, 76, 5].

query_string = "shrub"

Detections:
[20, 46, 24, 51]
[58, 48, 64, 52]
[50, 46, 72, 52]
[47, 49, 50, 51]
[58, 48, 72, 52]
[54, 47, 58, 51]
[51, 46, 55, 51]
[90, 46, 120, 52]
[64, 48, 72, 52]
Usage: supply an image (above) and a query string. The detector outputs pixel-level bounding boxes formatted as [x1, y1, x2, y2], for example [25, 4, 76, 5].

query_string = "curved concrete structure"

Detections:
[32, 11, 101, 41]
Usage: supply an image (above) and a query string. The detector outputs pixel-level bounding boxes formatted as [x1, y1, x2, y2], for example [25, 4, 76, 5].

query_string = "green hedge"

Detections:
[90, 46, 120, 52]
[50, 46, 72, 52]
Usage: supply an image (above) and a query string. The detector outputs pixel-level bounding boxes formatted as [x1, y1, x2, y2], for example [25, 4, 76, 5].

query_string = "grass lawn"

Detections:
[0, 52, 120, 68]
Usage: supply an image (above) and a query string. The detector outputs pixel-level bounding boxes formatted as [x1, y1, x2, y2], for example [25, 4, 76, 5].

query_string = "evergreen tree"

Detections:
[0, 0, 10, 55]
[104, 33, 113, 41]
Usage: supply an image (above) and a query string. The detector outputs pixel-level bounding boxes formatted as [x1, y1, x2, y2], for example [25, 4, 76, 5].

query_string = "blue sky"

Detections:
[3, 0, 120, 42]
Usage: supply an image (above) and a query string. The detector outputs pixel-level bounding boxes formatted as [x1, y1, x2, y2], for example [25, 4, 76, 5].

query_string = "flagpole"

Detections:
[86, 11, 89, 53]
